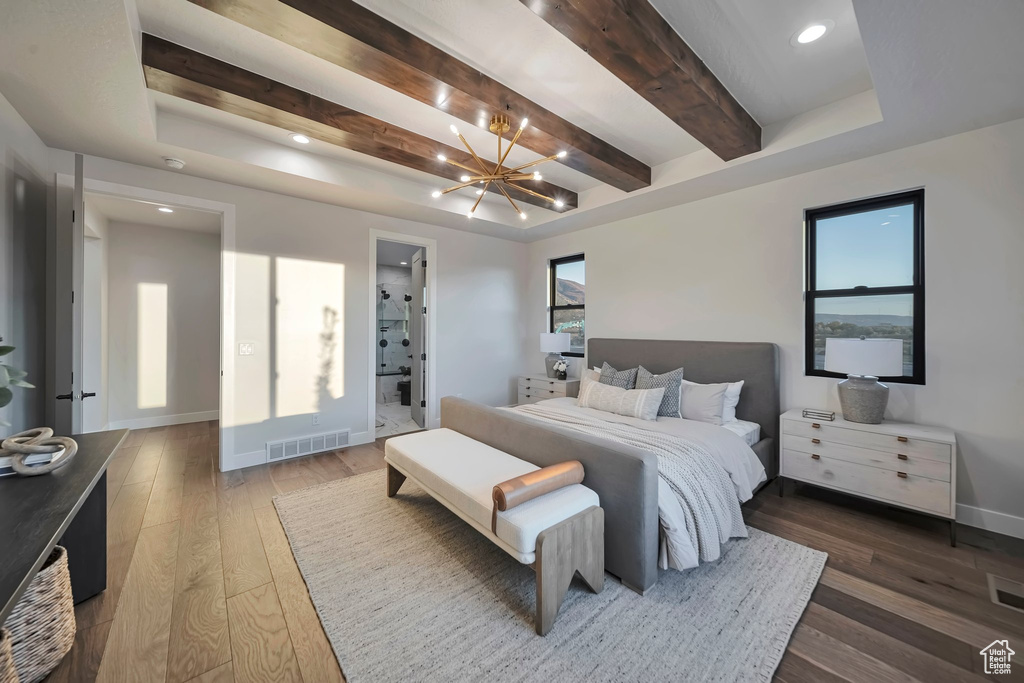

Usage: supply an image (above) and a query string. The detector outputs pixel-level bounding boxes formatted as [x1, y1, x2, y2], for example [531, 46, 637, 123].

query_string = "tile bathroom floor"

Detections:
[375, 401, 420, 437]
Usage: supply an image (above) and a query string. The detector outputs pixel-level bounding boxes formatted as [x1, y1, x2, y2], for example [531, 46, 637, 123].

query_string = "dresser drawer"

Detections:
[783, 419, 951, 462]
[782, 449, 951, 516]
[516, 390, 545, 405]
[782, 434, 950, 482]
[518, 378, 567, 397]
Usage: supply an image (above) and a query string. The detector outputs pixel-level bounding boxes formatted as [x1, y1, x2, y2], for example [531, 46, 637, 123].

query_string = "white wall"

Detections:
[0, 92, 49, 436]
[83, 203, 109, 431]
[50, 151, 530, 468]
[105, 221, 220, 427]
[526, 117, 1024, 533]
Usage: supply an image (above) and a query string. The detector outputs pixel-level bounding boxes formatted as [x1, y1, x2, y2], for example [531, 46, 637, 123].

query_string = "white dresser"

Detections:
[779, 409, 958, 545]
[516, 374, 580, 405]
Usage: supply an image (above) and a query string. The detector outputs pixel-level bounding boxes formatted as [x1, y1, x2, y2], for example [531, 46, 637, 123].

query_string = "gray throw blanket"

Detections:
[509, 404, 747, 564]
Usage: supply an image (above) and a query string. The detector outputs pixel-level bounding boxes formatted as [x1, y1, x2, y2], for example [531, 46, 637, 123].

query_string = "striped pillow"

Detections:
[635, 365, 684, 418]
[578, 376, 665, 421]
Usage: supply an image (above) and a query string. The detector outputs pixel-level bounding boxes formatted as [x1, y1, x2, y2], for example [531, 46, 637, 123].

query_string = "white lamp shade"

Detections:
[539, 332, 570, 353]
[825, 338, 903, 377]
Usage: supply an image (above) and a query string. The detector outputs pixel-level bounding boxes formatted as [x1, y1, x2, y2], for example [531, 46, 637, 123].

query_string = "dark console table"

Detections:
[0, 429, 128, 625]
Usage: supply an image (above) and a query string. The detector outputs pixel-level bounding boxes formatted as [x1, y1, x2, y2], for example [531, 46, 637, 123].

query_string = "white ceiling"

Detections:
[86, 192, 222, 233]
[1, 0, 1022, 241]
[376, 240, 420, 268]
[651, 0, 873, 125]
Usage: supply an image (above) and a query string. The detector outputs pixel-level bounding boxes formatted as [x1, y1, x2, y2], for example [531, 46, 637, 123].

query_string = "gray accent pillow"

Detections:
[635, 365, 684, 418]
[599, 362, 638, 389]
[679, 380, 729, 425]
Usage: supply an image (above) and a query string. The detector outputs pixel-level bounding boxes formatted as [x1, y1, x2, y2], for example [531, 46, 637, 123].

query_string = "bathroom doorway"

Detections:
[371, 236, 432, 437]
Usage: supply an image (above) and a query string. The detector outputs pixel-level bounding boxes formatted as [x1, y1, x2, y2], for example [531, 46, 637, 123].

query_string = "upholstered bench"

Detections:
[384, 428, 604, 635]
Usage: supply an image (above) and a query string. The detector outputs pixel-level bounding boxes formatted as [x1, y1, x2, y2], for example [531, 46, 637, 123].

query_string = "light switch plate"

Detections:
[238, 342, 255, 356]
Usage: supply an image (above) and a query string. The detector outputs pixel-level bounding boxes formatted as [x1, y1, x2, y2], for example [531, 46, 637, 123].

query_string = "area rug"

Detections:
[274, 471, 826, 683]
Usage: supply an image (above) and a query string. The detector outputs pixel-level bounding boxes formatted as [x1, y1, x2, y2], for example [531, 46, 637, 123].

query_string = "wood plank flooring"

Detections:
[46, 423, 1023, 682]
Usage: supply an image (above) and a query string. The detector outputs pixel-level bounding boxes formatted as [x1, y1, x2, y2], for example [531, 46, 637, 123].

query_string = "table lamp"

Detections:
[539, 333, 570, 378]
[825, 338, 904, 424]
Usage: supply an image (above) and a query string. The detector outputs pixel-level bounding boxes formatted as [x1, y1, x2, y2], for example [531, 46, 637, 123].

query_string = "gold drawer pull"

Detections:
[811, 438, 821, 444]
[897, 436, 909, 443]
[897, 471, 908, 478]
[897, 453, 908, 461]
[811, 423, 821, 429]
[811, 453, 820, 460]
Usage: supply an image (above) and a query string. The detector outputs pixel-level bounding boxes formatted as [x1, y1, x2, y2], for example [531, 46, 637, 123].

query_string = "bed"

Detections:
[440, 338, 779, 594]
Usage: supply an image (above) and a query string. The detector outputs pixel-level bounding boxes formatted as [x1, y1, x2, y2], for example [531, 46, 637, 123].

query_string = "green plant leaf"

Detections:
[10, 380, 34, 388]
[0, 387, 12, 408]
[6, 368, 27, 380]
[0, 365, 9, 389]
[0, 346, 14, 357]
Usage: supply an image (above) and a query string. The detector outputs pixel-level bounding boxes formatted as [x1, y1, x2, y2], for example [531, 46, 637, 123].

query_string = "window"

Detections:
[549, 254, 585, 357]
[805, 189, 924, 384]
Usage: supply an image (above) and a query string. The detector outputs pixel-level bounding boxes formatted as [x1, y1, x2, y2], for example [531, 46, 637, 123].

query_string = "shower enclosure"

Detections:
[377, 283, 411, 376]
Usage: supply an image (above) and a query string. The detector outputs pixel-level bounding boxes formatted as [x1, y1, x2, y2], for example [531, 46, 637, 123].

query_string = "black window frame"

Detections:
[549, 253, 585, 358]
[805, 189, 925, 385]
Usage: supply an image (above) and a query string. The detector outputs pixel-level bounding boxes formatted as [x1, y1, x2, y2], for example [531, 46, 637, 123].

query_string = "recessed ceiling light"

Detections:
[158, 207, 174, 213]
[291, 133, 310, 144]
[400, 261, 408, 265]
[881, 221, 891, 226]
[791, 20, 834, 46]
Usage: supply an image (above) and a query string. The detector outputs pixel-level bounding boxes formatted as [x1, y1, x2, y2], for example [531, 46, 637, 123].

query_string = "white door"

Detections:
[409, 249, 425, 428]
[53, 155, 86, 435]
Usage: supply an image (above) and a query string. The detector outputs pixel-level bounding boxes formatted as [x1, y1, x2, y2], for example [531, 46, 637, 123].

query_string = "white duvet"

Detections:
[512, 397, 766, 570]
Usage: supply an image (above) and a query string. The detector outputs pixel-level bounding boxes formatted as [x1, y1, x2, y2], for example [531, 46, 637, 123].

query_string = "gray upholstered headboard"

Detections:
[588, 338, 780, 477]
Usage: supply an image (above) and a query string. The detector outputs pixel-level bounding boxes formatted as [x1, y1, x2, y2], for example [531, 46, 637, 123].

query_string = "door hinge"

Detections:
[71, 290, 75, 304]
[420, 353, 426, 361]
[420, 400, 426, 408]
[422, 260, 426, 268]
[72, 209, 75, 223]
[422, 306, 426, 315]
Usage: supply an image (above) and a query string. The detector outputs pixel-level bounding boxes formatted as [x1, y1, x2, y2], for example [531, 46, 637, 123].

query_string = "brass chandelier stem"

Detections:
[470, 180, 492, 214]
[504, 182, 554, 204]
[494, 183, 523, 216]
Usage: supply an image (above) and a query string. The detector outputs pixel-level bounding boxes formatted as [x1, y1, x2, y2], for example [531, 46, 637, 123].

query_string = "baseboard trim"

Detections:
[221, 449, 267, 472]
[957, 503, 1024, 540]
[220, 429, 377, 472]
[107, 410, 219, 431]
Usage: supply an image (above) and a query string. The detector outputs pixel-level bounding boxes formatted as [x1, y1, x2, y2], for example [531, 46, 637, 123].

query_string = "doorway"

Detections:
[368, 231, 436, 438]
[80, 192, 222, 433]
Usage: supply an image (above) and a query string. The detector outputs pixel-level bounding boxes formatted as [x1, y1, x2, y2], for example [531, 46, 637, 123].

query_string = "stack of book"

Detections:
[802, 408, 835, 421]
[0, 452, 54, 477]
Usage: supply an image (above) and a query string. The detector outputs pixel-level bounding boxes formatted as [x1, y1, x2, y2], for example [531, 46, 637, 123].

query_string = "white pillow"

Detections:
[679, 380, 728, 425]
[582, 368, 601, 384]
[577, 375, 665, 421]
[679, 379, 744, 424]
[722, 380, 744, 423]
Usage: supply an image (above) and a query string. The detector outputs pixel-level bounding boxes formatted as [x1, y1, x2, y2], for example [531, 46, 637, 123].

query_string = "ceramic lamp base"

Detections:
[837, 375, 889, 424]
[544, 353, 564, 379]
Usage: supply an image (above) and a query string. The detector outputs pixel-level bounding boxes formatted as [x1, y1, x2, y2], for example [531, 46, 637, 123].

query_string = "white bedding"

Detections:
[721, 419, 761, 447]
[513, 397, 766, 570]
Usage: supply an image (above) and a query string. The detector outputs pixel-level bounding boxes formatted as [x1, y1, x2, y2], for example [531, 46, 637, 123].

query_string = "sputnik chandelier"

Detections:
[431, 114, 566, 220]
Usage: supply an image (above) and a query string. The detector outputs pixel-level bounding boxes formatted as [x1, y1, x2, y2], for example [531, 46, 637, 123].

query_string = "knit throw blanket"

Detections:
[508, 404, 747, 564]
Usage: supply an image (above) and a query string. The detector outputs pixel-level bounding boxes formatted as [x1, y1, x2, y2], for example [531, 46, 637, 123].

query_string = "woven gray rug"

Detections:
[274, 471, 826, 683]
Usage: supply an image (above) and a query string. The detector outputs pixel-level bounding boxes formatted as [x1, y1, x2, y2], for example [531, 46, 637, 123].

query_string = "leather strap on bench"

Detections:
[491, 461, 585, 533]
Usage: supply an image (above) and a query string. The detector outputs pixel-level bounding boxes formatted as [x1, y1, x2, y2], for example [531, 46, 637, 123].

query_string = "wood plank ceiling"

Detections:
[144, 0, 763, 213]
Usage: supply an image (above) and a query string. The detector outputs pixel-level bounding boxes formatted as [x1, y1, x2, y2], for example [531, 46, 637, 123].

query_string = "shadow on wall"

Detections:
[223, 252, 349, 454]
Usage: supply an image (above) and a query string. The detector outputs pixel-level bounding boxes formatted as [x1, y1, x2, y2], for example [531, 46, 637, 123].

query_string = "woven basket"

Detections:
[6, 547, 76, 683]
[0, 629, 18, 683]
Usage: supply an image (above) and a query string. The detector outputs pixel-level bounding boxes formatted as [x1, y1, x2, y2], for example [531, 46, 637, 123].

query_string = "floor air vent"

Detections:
[266, 429, 350, 462]
[988, 573, 1024, 613]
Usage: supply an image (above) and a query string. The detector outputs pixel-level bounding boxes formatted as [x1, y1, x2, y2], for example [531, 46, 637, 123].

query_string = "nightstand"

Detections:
[779, 409, 958, 545]
[517, 374, 580, 405]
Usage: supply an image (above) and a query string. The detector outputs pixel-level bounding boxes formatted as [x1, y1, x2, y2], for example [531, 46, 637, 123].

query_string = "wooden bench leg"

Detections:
[386, 463, 406, 497]
[534, 506, 604, 636]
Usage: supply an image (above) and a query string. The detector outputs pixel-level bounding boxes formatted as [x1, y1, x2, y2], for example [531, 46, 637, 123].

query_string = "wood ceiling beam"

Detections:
[141, 35, 577, 213]
[521, 0, 761, 161]
[186, 0, 651, 191]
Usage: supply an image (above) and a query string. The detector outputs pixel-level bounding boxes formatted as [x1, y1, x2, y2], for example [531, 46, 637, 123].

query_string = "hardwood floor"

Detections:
[47, 423, 1023, 682]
